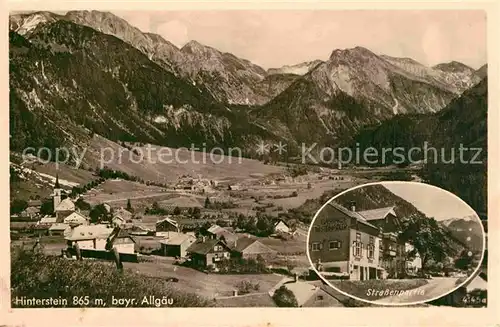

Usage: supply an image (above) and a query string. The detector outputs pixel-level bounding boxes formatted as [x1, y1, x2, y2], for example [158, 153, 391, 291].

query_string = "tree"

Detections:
[399, 217, 456, 272]
[455, 250, 474, 271]
[192, 207, 201, 219]
[39, 199, 54, 216]
[204, 197, 211, 208]
[10, 199, 28, 215]
[89, 204, 109, 223]
[173, 206, 181, 215]
[75, 198, 91, 211]
[272, 285, 298, 307]
[216, 219, 228, 227]
[255, 215, 274, 236]
[126, 199, 133, 212]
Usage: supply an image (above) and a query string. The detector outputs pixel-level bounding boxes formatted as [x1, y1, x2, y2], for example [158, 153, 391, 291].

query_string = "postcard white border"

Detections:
[2, 1, 499, 327]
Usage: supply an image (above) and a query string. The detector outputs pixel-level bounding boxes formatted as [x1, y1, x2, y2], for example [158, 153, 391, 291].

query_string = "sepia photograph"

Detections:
[7, 7, 489, 312]
[307, 182, 486, 305]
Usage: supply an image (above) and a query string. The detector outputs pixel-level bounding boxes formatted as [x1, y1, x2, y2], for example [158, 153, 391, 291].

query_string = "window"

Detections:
[329, 240, 341, 250]
[214, 245, 223, 251]
[367, 237, 375, 259]
[313, 226, 320, 233]
[311, 242, 321, 251]
[352, 241, 362, 258]
[316, 295, 324, 301]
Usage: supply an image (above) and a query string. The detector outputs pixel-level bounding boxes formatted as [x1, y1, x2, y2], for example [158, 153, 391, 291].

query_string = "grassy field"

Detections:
[83, 135, 286, 183]
[123, 259, 283, 298]
[258, 235, 307, 255]
[330, 279, 429, 300]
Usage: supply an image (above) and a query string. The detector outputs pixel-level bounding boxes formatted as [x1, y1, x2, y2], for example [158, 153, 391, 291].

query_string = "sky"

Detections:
[383, 183, 477, 221]
[111, 10, 487, 69]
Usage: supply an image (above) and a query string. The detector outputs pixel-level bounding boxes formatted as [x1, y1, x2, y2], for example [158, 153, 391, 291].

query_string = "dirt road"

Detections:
[374, 277, 460, 304]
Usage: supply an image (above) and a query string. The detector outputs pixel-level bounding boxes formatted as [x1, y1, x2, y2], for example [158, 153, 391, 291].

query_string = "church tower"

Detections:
[53, 174, 62, 210]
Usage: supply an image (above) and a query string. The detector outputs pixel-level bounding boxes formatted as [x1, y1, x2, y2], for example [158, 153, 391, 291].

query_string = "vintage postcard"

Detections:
[2, 0, 498, 326]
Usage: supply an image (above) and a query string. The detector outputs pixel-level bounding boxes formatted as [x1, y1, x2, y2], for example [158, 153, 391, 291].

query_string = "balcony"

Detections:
[386, 250, 397, 257]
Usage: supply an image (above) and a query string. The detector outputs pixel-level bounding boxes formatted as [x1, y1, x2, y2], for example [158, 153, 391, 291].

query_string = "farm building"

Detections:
[206, 225, 234, 239]
[159, 233, 196, 258]
[274, 219, 291, 234]
[48, 223, 70, 236]
[127, 224, 155, 236]
[281, 280, 344, 307]
[63, 212, 89, 226]
[113, 207, 133, 221]
[187, 238, 231, 270]
[112, 215, 126, 227]
[215, 293, 276, 307]
[65, 225, 135, 254]
[156, 216, 180, 237]
[228, 236, 277, 260]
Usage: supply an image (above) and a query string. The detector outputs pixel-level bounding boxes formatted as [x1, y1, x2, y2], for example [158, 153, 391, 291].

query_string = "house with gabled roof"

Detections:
[63, 211, 89, 226]
[114, 207, 133, 221]
[273, 219, 291, 234]
[156, 216, 180, 237]
[357, 206, 406, 278]
[186, 237, 231, 270]
[48, 223, 71, 236]
[159, 233, 196, 257]
[65, 224, 135, 254]
[227, 236, 277, 260]
[282, 280, 345, 307]
[309, 201, 383, 281]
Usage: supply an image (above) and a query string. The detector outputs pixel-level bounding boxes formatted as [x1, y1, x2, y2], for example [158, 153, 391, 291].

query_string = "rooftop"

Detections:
[49, 222, 70, 230]
[283, 281, 320, 307]
[55, 198, 75, 212]
[187, 239, 227, 255]
[358, 207, 396, 221]
[215, 293, 276, 307]
[159, 233, 195, 245]
[328, 202, 379, 230]
[39, 217, 57, 224]
[65, 224, 112, 241]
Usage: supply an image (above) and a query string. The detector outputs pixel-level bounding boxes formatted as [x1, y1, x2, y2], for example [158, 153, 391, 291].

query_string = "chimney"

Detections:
[232, 289, 238, 296]
[349, 201, 356, 212]
[202, 236, 206, 242]
[294, 273, 298, 282]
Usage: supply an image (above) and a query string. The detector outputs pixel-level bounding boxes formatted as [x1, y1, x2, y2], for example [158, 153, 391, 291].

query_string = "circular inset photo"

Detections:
[306, 181, 485, 306]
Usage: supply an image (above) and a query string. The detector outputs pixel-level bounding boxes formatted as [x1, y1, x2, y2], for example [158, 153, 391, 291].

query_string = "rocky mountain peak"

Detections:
[9, 11, 62, 36]
[433, 61, 475, 74]
[180, 40, 218, 57]
[267, 59, 323, 76]
[329, 46, 377, 60]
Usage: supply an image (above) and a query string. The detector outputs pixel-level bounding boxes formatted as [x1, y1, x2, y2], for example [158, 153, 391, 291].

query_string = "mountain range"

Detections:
[440, 216, 484, 252]
[9, 10, 487, 162]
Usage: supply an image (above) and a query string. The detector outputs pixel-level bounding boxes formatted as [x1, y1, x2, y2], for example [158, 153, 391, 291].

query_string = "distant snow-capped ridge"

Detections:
[441, 215, 478, 227]
[267, 60, 323, 76]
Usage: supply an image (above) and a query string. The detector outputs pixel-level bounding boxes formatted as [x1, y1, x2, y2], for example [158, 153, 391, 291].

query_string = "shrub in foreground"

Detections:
[11, 247, 210, 307]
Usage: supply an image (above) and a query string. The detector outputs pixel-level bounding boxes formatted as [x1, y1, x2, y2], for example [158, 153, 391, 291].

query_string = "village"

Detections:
[10, 157, 487, 307]
[12, 162, 393, 307]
